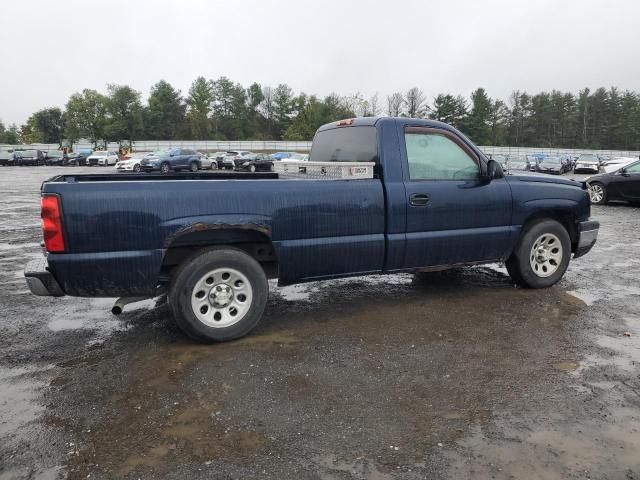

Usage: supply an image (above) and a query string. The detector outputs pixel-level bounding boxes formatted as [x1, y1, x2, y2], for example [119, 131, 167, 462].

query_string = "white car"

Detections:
[88, 150, 119, 166]
[198, 153, 217, 170]
[601, 157, 637, 173]
[287, 153, 309, 161]
[573, 155, 601, 174]
[115, 153, 152, 172]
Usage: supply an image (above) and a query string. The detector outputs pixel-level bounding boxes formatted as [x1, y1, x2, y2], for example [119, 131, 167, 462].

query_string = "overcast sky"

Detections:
[1, 0, 639, 125]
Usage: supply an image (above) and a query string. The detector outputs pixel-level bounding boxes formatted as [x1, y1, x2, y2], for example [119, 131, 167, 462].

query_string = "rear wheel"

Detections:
[169, 247, 268, 342]
[160, 162, 170, 173]
[589, 182, 607, 205]
[133, 164, 141, 172]
[506, 219, 571, 288]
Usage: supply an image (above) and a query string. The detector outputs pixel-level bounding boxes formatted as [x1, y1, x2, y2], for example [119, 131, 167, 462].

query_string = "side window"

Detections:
[405, 132, 480, 181]
[625, 162, 640, 173]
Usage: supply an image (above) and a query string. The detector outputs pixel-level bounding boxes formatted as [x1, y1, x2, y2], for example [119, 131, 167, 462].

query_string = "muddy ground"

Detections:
[0, 166, 638, 480]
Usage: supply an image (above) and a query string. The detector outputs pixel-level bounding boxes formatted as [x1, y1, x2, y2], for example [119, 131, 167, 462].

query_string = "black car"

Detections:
[534, 156, 565, 175]
[234, 153, 274, 172]
[586, 160, 640, 205]
[9, 149, 45, 166]
[44, 151, 66, 166]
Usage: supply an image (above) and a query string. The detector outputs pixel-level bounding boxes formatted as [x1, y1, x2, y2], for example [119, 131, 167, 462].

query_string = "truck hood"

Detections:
[506, 171, 583, 188]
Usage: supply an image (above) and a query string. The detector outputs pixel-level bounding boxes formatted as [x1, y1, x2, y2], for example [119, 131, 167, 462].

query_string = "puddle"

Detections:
[553, 361, 580, 372]
[313, 453, 393, 479]
[272, 274, 414, 303]
[0, 365, 48, 438]
[565, 289, 600, 306]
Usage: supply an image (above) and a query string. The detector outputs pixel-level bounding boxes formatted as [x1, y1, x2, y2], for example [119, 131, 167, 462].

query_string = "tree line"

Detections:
[1, 78, 639, 151]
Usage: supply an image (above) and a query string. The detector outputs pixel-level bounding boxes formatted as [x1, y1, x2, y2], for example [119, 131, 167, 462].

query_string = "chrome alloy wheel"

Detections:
[190, 268, 253, 327]
[589, 184, 604, 203]
[529, 233, 563, 278]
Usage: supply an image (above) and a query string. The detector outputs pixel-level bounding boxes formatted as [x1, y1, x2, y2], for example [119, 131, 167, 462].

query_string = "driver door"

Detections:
[401, 126, 514, 268]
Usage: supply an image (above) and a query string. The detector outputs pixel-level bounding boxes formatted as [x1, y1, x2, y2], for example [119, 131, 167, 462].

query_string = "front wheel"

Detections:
[133, 164, 141, 172]
[160, 162, 170, 174]
[589, 182, 607, 205]
[168, 247, 268, 342]
[190, 161, 199, 172]
[506, 219, 571, 288]
[248, 164, 256, 173]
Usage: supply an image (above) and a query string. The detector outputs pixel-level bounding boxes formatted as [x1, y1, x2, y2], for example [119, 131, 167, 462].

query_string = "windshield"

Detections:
[290, 153, 305, 160]
[579, 154, 598, 162]
[542, 157, 561, 164]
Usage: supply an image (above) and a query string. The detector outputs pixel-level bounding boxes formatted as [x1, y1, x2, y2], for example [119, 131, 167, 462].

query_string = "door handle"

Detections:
[409, 193, 430, 206]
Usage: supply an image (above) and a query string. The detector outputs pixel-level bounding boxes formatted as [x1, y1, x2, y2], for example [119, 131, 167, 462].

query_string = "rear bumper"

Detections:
[24, 257, 65, 296]
[574, 220, 599, 258]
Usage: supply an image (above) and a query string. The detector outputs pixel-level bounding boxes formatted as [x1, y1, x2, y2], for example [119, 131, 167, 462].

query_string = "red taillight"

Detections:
[41, 195, 65, 252]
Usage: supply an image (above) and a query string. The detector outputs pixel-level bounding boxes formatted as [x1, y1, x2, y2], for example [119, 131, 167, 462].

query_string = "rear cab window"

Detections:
[309, 126, 378, 164]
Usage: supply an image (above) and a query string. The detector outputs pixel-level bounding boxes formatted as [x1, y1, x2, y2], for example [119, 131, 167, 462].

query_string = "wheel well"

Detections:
[160, 228, 278, 283]
[521, 211, 578, 251]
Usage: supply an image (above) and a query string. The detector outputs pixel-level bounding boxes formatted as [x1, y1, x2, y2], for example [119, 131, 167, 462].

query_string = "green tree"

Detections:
[144, 80, 186, 140]
[21, 108, 65, 144]
[246, 82, 264, 139]
[186, 76, 214, 139]
[3, 124, 20, 144]
[273, 84, 295, 138]
[466, 88, 492, 144]
[104, 84, 144, 141]
[64, 89, 109, 145]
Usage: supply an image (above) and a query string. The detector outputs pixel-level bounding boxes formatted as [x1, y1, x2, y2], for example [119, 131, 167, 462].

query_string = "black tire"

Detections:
[248, 164, 256, 173]
[190, 161, 199, 172]
[160, 162, 170, 173]
[506, 219, 571, 288]
[133, 164, 141, 172]
[589, 182, 607, 205]
[168, 247, 268, 342]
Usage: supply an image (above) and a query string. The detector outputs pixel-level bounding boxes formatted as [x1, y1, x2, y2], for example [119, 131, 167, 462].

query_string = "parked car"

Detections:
[0, 150, 10, 166]
[24, 117, 598, 343]
[44, 151, 66, 166]
[66, 149, 93, 166]
[222, 151, 253, 170]
[585, 160, 640, 205]
[115, 153, 149, 172]
[198, 153, 217, 170]
[286, 153, 309, 161]
[234, 153, 274, 172]
[87, 150, 119, 166]
[574, 154, 601, 173]
[10, 149, 45, 166]
[212, 152, 229, 169]
[507, 155, 530, 172]
[270, 151, 295, 160]
[534, 156, 566, 175]
[140, 148, 201, 173]
[600, 156, 637, 174]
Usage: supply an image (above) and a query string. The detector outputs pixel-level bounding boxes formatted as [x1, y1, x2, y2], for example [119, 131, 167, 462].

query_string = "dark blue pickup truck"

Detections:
[25, 117, 599, 342]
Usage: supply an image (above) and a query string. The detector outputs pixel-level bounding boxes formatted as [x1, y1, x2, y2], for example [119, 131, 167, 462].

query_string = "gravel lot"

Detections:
[1, 166, 639, 480]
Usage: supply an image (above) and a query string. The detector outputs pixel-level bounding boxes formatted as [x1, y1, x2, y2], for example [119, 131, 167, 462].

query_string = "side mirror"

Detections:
[484, 159, 504, 181]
